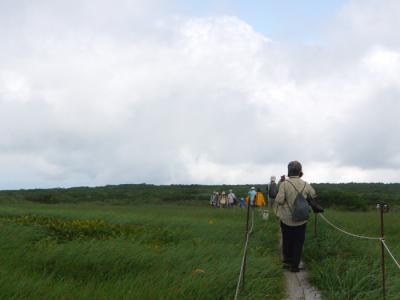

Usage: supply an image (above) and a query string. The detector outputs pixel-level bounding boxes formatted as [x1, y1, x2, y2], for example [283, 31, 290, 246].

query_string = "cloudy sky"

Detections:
[1, 0, 400, 189]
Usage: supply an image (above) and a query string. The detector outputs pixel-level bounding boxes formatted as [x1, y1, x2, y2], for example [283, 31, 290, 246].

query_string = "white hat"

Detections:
[250, 187, 255, 190]
[271, 176, 276, 182]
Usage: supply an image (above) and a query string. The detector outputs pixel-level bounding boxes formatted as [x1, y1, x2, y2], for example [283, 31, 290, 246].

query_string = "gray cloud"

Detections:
[0, 0, 400, 188]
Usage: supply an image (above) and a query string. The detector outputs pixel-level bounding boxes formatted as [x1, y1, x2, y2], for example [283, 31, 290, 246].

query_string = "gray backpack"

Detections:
[286, 181, 310, 222]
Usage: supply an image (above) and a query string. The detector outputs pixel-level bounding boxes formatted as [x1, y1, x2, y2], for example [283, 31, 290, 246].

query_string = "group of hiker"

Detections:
[210, 190, 238, 208]
[210, 160, 324, 274]
[209, 188, 268, 208]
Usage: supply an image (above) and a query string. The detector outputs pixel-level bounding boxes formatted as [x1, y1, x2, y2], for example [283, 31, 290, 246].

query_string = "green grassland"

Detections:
[304, 210, 400, 300]
[0, 202, 284, 299]
[0, 183, 399, 299]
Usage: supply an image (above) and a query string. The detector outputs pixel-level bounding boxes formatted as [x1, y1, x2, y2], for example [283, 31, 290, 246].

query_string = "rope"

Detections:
[381, 239, 400, 270]
[318, 213, 381, 240]
[318, 213, 400, 274]
[250, 208, 256, 232]
[234, 208, 255, 300]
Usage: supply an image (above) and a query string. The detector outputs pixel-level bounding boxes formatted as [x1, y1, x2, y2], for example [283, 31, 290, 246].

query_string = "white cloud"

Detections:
[362, 47, 400, 86]
[0, 0, 400, 188]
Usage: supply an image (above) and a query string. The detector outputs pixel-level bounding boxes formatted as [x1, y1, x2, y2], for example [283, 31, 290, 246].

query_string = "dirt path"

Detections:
[284, 264, 322, 300]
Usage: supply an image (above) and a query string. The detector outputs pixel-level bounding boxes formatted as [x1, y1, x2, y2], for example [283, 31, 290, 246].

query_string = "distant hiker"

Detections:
[210, 191, 218, 207]
[227, 189, 236, 207]
[276, 175, 286, 213]
[220, 191, 227, 208]
[246, 187, 257, 207]
[275, 161, 318, 273]
[278, 175, 286, 184]
[239, 197, 245, 208]
[255, 188, 266, 207]
[215, 192, 221, 207]
[267, 176, 278, 210]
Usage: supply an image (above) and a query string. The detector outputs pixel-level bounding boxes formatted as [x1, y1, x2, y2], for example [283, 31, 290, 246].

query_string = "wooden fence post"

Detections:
[377, 203, 389, 300]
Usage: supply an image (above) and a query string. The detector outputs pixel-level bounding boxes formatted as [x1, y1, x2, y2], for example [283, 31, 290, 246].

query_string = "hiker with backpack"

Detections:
[267, 176, 278, 211]
[275, 161, 323, 273]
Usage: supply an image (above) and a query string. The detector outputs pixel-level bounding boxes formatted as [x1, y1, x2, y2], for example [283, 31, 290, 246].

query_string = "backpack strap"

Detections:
[286, 180, 307, 195]
[283, 181, 293, 215]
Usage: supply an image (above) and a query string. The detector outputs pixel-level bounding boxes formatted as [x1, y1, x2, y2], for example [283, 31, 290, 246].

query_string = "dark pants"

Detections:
[280, 221, 306, 270]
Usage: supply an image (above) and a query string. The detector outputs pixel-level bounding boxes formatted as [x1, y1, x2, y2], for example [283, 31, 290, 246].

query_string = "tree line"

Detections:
[0, 183, 399, 210]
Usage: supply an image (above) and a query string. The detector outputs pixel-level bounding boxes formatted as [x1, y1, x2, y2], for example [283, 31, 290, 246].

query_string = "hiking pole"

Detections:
[377, 203, 389, 300]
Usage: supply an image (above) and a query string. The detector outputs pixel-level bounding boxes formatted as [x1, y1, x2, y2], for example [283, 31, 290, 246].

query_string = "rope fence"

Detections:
[318, 213, 400, 270]
[381, 239, 400, 270]
[318, 213, 381, 240]
[234, 208, 255, 300]
[317, 210, 400, 299]
[234, 208, 255, 299]
[233, 206, 399, 300]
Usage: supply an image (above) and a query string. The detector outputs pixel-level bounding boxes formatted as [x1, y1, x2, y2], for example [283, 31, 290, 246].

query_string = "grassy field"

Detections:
[1, 198, 399, 299]
[304, 210, 400, 300]
[0, 202, 284, 299]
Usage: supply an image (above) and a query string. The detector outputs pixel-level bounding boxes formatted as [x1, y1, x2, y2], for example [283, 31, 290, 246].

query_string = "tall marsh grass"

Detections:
[0, 203, 284, 299]
[304, 211, 400, 300]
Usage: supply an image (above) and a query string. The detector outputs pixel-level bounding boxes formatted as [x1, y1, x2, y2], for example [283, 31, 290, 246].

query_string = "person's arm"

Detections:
[307, 184, 324, 213]
[275, 181, 286, 205]
[307, 184, 317, 199]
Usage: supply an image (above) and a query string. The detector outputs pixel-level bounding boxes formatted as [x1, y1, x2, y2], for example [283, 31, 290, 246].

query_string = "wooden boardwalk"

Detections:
[284, 266, 322, 300]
